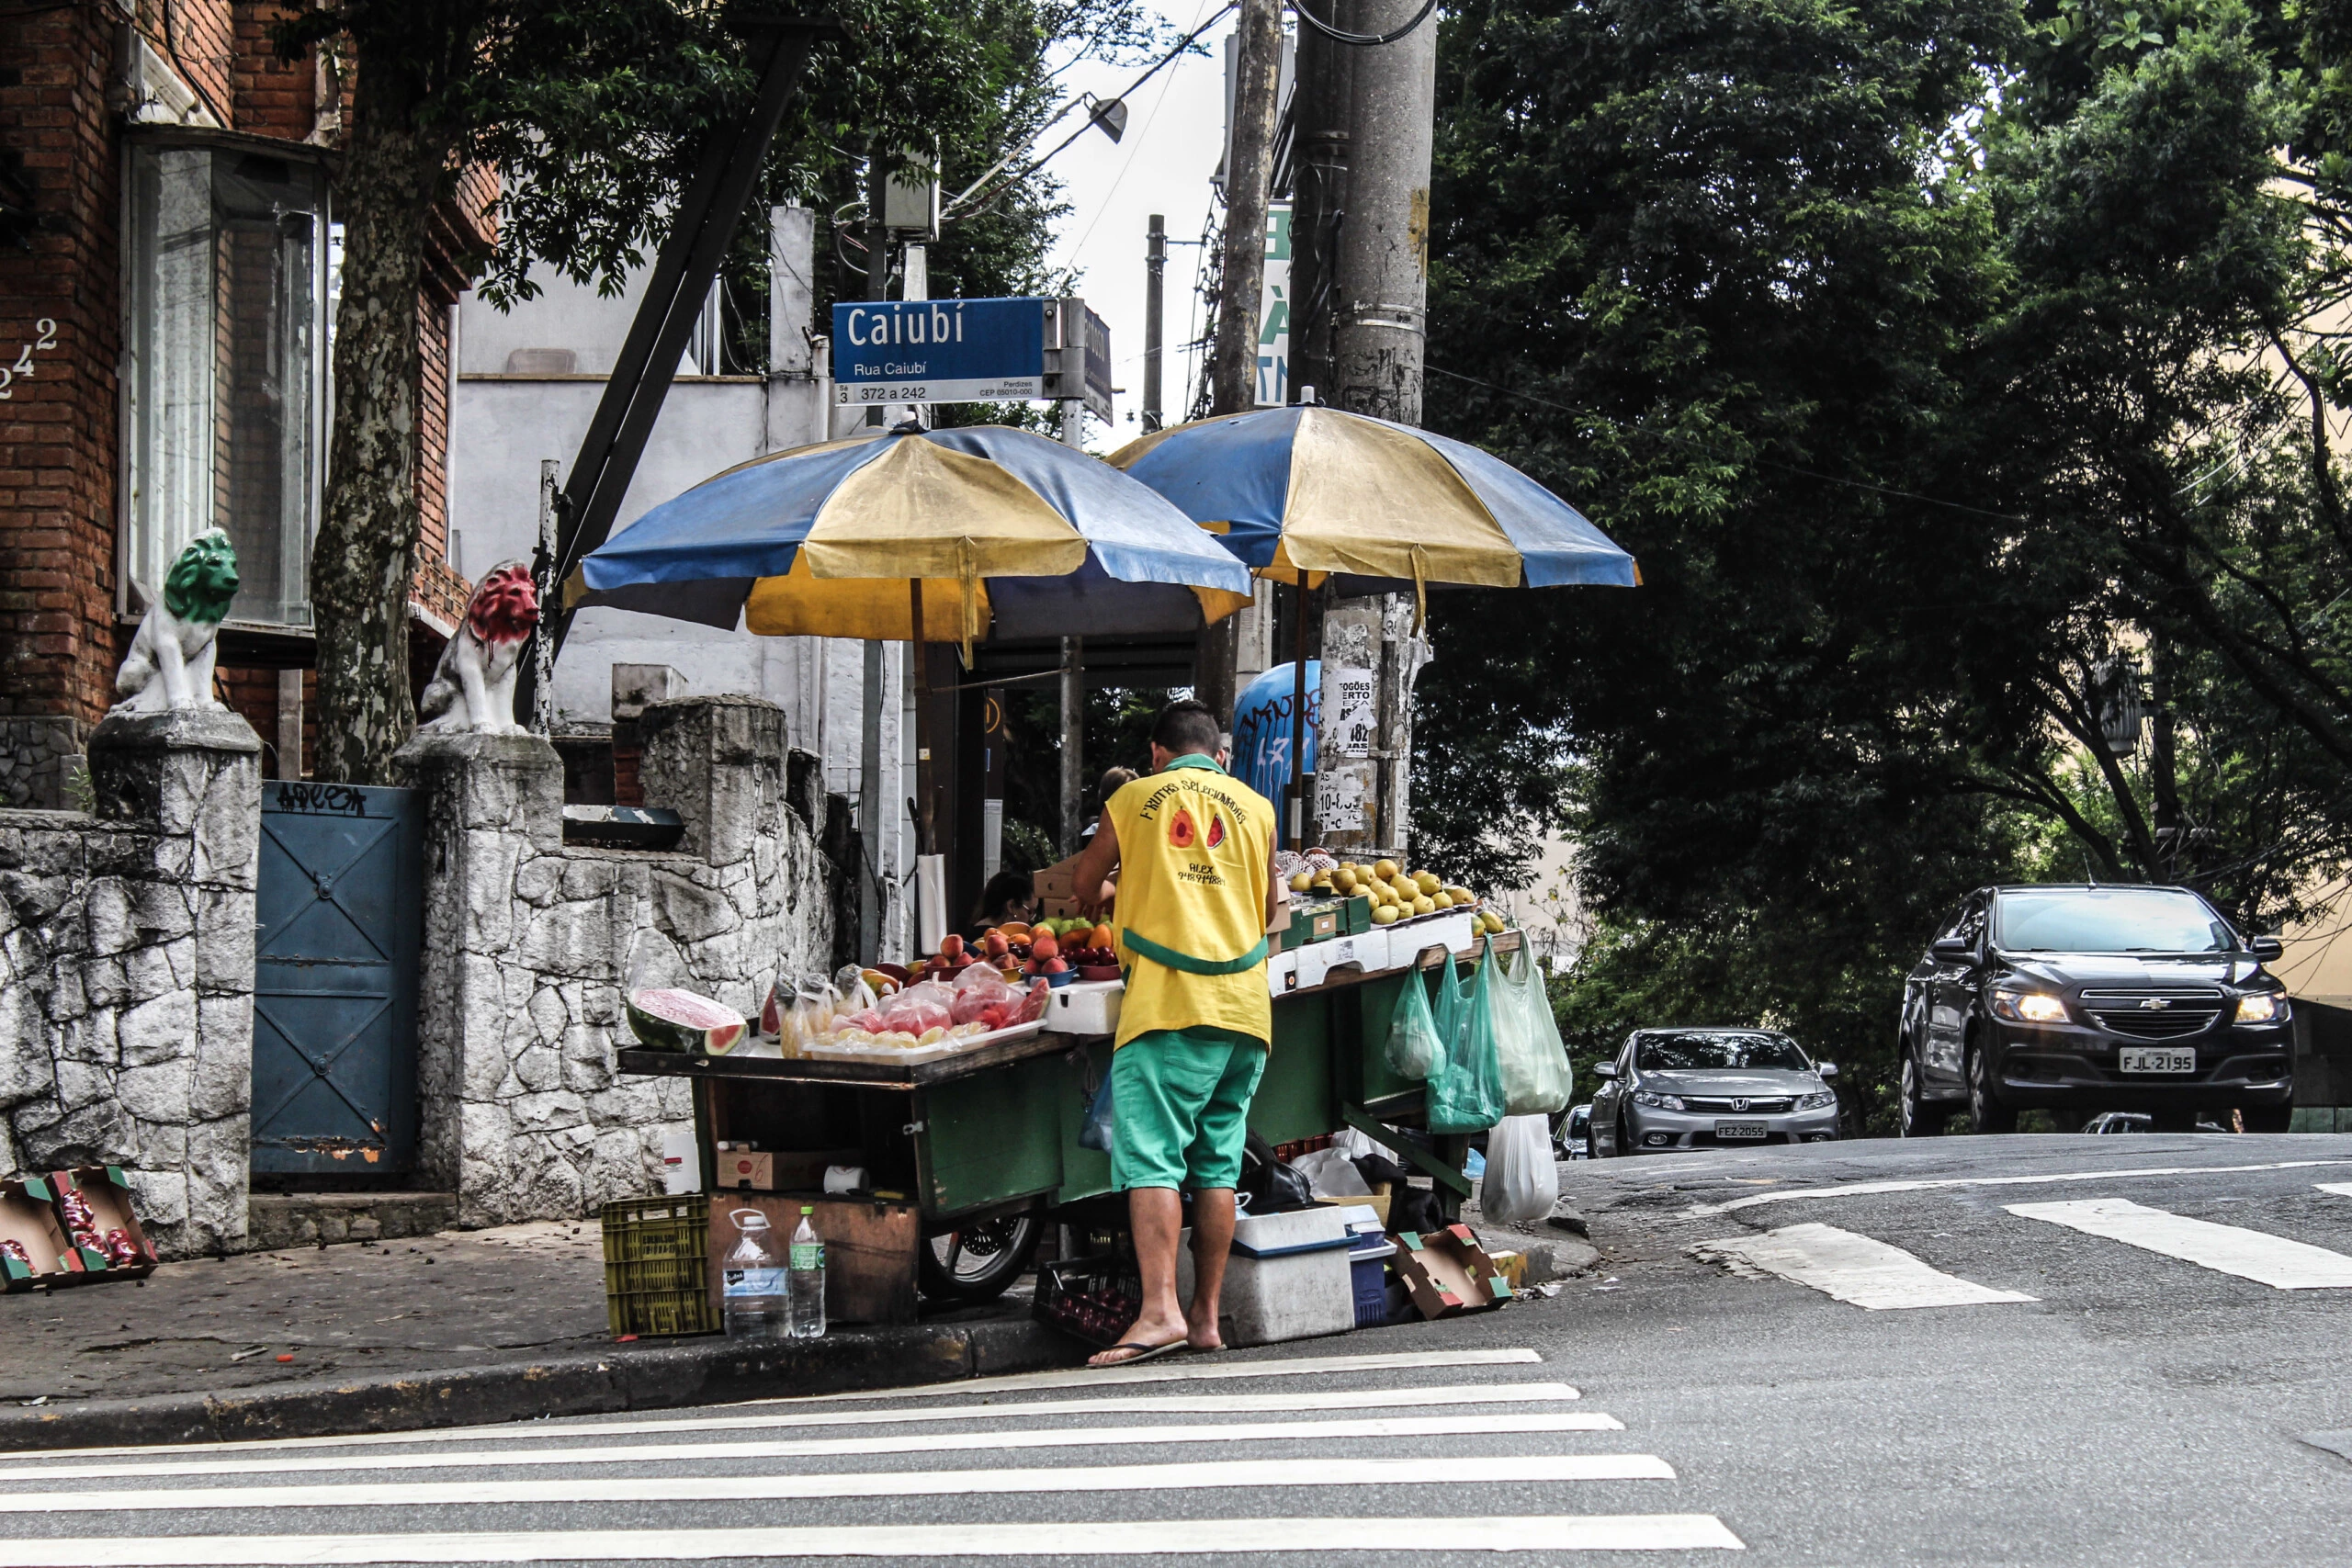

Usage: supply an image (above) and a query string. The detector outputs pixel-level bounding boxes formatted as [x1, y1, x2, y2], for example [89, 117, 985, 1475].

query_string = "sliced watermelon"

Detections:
[627, 988, 748, 1055]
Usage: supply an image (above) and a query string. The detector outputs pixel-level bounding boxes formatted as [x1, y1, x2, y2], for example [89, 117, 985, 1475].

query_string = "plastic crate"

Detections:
[1034, 1255, 1142, 1347]
[602, 1194, 718, 1337]
[1350, 1241, 1396, 1328]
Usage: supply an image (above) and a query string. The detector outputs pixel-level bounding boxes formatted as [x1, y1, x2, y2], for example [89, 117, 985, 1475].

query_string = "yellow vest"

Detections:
[1106, 757, 1276, 1048]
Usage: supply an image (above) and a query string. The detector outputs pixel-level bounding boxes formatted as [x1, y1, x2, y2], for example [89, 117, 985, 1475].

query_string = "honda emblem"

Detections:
[1731, 1098, 1749, 1112]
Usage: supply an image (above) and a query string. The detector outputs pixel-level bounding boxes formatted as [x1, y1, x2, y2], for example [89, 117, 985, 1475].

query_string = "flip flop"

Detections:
[1089, 1338, 1192, 1367]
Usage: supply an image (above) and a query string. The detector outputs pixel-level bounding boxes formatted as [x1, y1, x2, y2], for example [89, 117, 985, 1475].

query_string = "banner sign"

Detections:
[831, 296, 1050, 406]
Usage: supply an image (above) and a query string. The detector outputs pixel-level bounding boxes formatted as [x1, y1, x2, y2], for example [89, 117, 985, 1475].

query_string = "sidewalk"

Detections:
[0, 1220, 1076, 1452]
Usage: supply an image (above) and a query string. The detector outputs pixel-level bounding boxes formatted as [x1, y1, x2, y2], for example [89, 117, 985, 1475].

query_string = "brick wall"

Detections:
[0, 3, 128, 755]
[0, 2, 487, 790]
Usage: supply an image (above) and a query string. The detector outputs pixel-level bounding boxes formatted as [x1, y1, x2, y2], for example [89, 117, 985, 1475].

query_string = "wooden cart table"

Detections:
[617, 931, 1517, 1305]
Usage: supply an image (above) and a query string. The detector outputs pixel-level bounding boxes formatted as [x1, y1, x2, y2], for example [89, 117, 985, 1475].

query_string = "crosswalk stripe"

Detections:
[0, 1514, 1747, 1562]
[0, 1413, 1627, 1484]
[0, 1452, 1679, 1514]
[0, 1382, 1583, 1467]
[0, 1348, 1555, 1466]
[2007, 1198, 2352, 1289]
[1683, 1158, 2352, 1217]
[1691, 1223, 2037, 1310]
[763, 1346, 1547, 1404]
[2312, 1183, 2352, 1198]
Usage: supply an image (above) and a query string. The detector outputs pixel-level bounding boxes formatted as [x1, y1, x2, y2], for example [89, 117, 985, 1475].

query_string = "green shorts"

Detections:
[1109, 1026, 1268, 1192]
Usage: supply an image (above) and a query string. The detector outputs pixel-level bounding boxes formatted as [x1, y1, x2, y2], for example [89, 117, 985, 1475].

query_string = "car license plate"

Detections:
[2119, 1046, 2198, 1074]
[1714, 1121, 1768, 1140]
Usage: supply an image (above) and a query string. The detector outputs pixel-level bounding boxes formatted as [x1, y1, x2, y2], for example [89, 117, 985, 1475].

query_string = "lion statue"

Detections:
[417, 561, 540, 735]
[114, 529, 239, 715]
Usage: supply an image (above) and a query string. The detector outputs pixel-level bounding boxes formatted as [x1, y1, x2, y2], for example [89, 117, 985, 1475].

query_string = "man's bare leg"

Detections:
[1086, 1186, 1186, 1367]
[1184, 1187, 1237, 1350]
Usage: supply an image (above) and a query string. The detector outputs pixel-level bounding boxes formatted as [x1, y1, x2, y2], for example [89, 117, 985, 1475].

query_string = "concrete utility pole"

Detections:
[1144, 215, 1166, 434]
[1196, 0, 1283, 728]
[1305, 0, 1437, 855]
[1288, 1, 1354, 402]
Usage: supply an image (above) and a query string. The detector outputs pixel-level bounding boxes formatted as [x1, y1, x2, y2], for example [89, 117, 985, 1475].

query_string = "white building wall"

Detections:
[445, 206, 911, 959]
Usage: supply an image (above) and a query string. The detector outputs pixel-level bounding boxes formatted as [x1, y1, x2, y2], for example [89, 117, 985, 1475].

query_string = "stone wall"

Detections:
[399, 694, 831, 1228]
[0, 710, 259, 1258]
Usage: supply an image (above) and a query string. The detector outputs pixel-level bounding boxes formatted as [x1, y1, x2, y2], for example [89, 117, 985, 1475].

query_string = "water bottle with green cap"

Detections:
[786, 1205, 826, 1338]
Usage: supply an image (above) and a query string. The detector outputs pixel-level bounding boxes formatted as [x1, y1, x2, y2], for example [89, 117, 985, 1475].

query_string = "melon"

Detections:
[1204, 811, 1226, 849]
[627, 988, 748, 1055]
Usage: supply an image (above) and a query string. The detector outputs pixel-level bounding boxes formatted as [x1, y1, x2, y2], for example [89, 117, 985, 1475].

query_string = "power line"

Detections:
[1288, 0, 1439, 47]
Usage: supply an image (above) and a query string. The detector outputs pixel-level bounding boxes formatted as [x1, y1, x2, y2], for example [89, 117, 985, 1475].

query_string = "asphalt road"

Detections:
[6, 1134, 2352, 1564]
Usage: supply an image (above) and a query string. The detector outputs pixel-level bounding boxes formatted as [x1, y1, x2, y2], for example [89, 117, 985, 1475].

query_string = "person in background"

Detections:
[966, 870, 1039, 939]
[1064, 699, 1283, 1365]
[1080, 767, 1138, 841]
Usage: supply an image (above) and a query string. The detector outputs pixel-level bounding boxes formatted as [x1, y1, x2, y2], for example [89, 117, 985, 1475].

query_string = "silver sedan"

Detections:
[1589, 1028, 1841, 1156]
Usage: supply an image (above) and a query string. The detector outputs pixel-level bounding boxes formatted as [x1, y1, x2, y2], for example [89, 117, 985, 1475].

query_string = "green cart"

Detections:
[616, 933, 1512, 1305]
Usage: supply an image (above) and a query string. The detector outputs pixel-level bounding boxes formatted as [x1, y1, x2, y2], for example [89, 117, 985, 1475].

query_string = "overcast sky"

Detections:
[1037, 2, 1237, 446]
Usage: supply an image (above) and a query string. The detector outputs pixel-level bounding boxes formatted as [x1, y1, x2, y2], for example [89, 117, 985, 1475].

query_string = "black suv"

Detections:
[1898, 885, 2294, 1135]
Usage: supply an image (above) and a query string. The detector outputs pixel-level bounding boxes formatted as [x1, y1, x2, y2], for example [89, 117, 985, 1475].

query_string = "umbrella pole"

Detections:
[1289, 578, 1307, 852]
[910, 578, 935, 859]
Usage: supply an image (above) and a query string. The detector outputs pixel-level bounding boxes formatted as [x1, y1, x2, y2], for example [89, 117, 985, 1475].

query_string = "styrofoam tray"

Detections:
[798, 1017, 1045, 1065]
[1047, 977, 1124, 1036]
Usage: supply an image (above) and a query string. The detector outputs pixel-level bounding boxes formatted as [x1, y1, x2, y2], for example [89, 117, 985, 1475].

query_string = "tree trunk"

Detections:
[312, 71, 445, 785]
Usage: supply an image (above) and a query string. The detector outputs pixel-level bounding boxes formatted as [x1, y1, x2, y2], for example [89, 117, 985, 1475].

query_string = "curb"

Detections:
[0, 1316, 1085, 1453]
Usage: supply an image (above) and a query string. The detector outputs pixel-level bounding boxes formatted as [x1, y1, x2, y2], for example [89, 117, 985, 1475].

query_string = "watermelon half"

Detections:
[626, 988, 748, 1055]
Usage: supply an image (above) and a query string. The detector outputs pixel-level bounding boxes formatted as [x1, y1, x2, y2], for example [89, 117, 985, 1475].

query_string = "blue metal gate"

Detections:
[252, 782, 423, 1176]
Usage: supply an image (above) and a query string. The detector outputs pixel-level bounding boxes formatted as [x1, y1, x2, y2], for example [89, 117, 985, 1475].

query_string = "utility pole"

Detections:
[1144, 215, 1166, 434]
[1288, 0, 1353, 402]
[1060, 303, 1089, 853]
[858, 148, 897, 961]
[1199, 0, 1283, 728]
[1304, 0, 1436, 856]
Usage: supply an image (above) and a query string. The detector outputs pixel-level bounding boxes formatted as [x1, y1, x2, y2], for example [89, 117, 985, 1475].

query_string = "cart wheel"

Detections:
[918, 1214, 1041, 1303]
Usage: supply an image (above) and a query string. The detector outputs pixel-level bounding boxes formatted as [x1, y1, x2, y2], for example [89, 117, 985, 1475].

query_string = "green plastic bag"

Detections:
[1425, 938, 1507, 1133]
[1488, 938, 1573, 1115]
[1385, 966, 1444, 1081]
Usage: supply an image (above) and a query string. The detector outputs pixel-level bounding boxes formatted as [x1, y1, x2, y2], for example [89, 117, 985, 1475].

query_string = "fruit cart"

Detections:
[616, 923, 1518, 1307]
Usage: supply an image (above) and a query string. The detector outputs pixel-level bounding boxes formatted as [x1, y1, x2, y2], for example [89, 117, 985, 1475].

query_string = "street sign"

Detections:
[1259, 203, 1291, 406]
[832, 296, 1050, 406]
[1081, 305, 1114, 423]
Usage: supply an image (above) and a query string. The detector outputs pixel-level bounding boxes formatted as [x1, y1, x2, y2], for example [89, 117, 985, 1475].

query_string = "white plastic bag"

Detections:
[1487, 942, 1573, 1115]
[1290, 1148, 1374, 1201]
[1479, 1112, 1558, 1224]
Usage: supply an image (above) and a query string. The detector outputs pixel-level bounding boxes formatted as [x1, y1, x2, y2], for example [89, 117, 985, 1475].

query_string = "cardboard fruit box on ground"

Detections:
[48, 1167, 156, 1281]
[0, 1176, 81, 1289]
[1393, 1223, 1512, 1319]
[707, 1194, 922, 1325]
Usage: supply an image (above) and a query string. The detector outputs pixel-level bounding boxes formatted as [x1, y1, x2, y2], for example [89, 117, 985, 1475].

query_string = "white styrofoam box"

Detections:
[661, 1131, 700, 1195]
[1177, 1213, 1359, 1347]
[1386, 908, 1476, 968]
[1047, 978, 1124, 1037]
[1230, 1204, 1351, 1258]
[1266, 948, 1299, 997]
[1293, 929, 1386, 988]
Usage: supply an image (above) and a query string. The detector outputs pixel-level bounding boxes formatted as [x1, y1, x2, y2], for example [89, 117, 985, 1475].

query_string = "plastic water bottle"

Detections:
[786, 1205, 826, 1338]
[721, 1209, 785, 1340]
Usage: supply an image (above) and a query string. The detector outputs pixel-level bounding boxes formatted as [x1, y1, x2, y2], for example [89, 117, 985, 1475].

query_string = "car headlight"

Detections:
[1992, 988, 2069, 1024]
[1799, 1089, 1837, 1111]
[1631, 1089, 1687, 1111]
[2235, 991, 2290, 1024]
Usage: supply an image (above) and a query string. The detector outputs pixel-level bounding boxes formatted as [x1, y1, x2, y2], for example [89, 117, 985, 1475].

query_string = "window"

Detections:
[126, 141, 329, 628]
[1634, 1032, 1812, 1072]
[1993, 888, 2236, 954]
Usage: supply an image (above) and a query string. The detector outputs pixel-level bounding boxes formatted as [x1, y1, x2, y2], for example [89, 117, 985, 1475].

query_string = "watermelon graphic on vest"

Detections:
[1205, 811, 1227, 849]
[1169, 807, 1198, 849]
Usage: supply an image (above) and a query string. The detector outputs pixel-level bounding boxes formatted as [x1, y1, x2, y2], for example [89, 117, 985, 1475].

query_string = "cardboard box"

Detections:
[1393, 1223, 1511, 1319]
[707, 1194, 922, 1325]
[1032, 853, 1088, 918]
[0, 1176, 79, 1289]
[49, 1167, 155, 1280]
[716, 1151, 775, 1190]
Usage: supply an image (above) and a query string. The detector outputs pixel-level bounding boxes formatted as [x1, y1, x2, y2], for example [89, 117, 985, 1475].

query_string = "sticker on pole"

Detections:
[832, 297, 1050, 406]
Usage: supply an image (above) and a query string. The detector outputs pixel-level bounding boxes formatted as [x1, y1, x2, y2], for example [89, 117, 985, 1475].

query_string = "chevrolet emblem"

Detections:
[2138, 998, 2171, 1011]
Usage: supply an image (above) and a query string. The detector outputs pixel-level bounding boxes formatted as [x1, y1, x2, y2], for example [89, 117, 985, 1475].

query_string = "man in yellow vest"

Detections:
[1065, 698, 1283, 1366]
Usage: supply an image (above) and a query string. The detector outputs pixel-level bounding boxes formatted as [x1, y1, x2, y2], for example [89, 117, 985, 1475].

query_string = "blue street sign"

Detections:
[831, 297, 1050, 406]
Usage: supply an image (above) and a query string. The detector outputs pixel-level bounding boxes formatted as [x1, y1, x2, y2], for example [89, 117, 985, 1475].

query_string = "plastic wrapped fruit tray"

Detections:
[798, 1017, 1045, 1066]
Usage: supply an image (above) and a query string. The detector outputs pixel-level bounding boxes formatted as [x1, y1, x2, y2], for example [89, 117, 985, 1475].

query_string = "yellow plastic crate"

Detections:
[601, 1194, 718, 1337]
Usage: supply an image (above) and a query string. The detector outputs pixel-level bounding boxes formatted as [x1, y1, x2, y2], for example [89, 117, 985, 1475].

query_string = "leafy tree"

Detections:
[278, 0, 1158, 784]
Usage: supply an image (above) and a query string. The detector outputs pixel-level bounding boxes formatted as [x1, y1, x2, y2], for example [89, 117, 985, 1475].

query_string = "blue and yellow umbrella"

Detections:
[1107, 404, 1637, 623]
[575, 423, 1255, 657]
